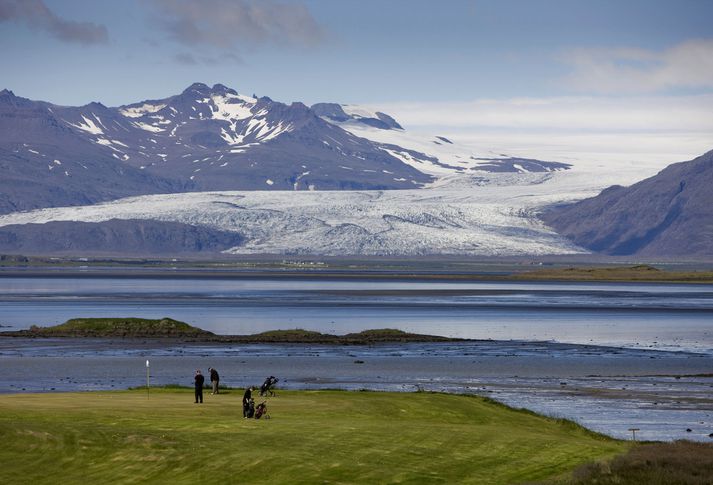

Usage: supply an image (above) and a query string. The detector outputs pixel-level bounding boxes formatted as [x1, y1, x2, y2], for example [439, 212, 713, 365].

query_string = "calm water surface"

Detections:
[2, 275, 712, 441]
[1, 276, 711, 353]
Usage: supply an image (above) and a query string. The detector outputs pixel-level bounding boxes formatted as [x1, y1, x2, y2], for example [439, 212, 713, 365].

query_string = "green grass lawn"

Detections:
[0, 389, 628, 484]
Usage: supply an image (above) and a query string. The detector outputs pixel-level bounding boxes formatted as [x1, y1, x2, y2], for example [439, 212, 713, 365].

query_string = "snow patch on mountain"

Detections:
[120, 103, 167, 118]
[341, 104, 381, 120]
[380, 147, 455, 176]
[336, 121, 497, 172]
[67, 115, 104, 135]
[132, 121, 165, 133]
[210, 93, 254, 122]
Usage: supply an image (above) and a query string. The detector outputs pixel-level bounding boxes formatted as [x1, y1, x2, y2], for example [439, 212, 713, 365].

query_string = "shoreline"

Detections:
[1, 333, 711, 356]
[3, 336, 712, 442]
[1, 264, 713, 284]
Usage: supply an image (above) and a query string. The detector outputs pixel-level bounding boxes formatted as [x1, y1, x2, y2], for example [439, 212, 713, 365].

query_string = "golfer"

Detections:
[242, 386, 253, 418]
[209, 367, 220, 395]
[194, 369, 205, 404]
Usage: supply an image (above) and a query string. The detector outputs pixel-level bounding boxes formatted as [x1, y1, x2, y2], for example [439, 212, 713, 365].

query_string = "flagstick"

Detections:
[146, 359, 150, 399]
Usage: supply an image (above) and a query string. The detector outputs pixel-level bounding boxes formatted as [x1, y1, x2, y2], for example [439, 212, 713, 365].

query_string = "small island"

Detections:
[2, 317, 461, 344]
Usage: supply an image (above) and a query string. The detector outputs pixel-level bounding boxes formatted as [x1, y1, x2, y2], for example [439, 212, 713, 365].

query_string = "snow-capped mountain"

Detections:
[311, 102, 572, 176]
[0, 83, 569, 215]
[312, 102, 404, 130]
[110, 83, 436, 191]
[0, 88, 182, 214]
[10, 82, 667, 257]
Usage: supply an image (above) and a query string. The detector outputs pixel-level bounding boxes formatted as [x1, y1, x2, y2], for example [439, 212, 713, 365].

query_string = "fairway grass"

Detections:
[0, 389, 627, 484]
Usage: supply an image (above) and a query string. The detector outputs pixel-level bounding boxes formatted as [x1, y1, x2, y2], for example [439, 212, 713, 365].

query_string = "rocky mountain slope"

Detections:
[0, 83, 570, 215]
[541, 150, 713, 257]
[0, 89, 180, 214]
[0, 219, 243, 255]
[20, 82, 711, 257]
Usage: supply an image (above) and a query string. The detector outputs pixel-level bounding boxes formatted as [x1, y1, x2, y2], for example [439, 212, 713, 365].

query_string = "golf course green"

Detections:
[0, 388, 628, 484]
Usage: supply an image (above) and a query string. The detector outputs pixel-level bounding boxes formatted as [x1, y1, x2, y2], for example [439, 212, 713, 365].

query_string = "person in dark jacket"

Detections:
[209, 367, 220, 395]
[242, 386, 253, 418]
[194, 369, 205, 403]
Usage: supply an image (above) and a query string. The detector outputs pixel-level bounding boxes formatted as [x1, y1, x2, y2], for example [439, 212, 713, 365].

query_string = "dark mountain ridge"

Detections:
[541, 150, 713, 257]
[0, 219, 244, 256]
[0, 83, 433, 214]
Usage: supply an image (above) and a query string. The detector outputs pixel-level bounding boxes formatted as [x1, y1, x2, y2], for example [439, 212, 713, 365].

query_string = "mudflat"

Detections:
[2, 336, 712, 442]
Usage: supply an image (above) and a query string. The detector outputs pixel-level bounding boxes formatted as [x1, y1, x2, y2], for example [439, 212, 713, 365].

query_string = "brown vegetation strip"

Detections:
[541, 441, 713, 485]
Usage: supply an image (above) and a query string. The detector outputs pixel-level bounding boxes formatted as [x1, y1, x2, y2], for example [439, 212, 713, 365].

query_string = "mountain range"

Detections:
[0, 83, 568, 215]
[0, 83, 709, 258]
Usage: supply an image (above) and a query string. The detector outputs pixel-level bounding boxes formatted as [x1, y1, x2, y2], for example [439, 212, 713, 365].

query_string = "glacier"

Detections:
[0, 83, 683, 256]
[0, 171, 602, 256]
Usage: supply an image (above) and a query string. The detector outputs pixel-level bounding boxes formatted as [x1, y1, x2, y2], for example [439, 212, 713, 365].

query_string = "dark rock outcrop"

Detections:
[0, 219, 244, 255]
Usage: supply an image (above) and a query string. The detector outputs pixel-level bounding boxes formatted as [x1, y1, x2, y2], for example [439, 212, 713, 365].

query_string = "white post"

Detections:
[146, 359, 150, 399]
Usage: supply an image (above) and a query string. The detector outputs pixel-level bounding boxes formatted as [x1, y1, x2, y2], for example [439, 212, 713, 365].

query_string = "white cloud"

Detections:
[374, 39, 713, 166]
[376, 95, 713, 169]
[378, 95, 713, 133]
[442, 131, 712, 175]
[560, 39, 713, 94]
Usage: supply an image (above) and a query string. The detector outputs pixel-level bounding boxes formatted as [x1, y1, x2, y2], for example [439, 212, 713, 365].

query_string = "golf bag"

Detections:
[259, 376, 279, 397]
[255, 401, 268, 419]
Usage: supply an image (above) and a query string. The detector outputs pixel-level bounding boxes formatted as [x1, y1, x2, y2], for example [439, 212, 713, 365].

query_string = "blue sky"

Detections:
[1, 0, 712, 105]
[1, 0, 712, 164]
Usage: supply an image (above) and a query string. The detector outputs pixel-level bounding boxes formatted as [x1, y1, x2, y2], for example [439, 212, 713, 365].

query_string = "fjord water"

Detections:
[3, 275, 712, 441]
[1, 276, 711, 353]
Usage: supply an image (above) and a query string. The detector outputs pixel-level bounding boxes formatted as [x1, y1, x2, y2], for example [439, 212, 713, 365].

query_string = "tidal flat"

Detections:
[1, 271, 712, 443]
[2, 337, 711, 442]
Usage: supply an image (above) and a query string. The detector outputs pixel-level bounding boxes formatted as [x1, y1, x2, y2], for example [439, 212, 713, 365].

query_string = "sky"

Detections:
[1, 0, 712, 164]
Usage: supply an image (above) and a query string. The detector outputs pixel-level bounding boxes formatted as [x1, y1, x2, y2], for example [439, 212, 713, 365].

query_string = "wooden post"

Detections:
[628, 428, 640, 441]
